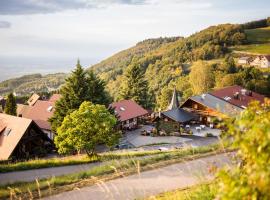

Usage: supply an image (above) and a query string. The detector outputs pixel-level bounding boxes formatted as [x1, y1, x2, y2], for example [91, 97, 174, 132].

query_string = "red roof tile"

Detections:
[210, 85, 265, 108]
[23, 100, 55, 131]
[110, 100, 148, 122]
[49, 94, 62, 102]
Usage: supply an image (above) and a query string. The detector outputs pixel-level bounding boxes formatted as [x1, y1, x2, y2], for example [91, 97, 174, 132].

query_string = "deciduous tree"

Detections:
[55, 101, 119, 156]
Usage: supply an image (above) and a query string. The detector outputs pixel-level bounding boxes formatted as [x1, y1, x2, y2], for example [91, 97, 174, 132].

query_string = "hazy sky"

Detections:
[0, 0, 269, 80]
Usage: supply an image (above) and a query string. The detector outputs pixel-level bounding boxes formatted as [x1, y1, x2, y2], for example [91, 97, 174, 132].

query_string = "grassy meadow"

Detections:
[233, 26, 270, 54]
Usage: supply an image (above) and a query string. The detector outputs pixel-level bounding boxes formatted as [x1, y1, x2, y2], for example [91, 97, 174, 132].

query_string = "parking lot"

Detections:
[122, 125, 221, 150]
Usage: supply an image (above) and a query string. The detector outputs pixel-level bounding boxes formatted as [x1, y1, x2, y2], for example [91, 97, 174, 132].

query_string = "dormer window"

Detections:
[120, 107, 125, 111]
[3, 128, 11, 136]
[224, 96, 231, 101]
[47, 106, 53, 112]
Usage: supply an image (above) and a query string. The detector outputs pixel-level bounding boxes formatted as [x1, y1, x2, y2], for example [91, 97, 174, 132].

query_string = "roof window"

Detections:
[224, 96, 231, 101]
[47, 106, 53, 112]
[120, 107, 125, 111]
[3, 128, 11, 136]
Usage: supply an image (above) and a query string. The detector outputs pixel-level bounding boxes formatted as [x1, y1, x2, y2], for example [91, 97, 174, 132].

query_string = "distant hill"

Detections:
[91, 23, 247, 101]
[0, 73, 66, 96]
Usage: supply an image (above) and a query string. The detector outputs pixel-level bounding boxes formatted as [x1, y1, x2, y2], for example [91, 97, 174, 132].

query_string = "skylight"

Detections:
[47, 106, 53, 112]
[224, 96, 231, 101]
[120, 107, 125, 111]
[3, 128, 11, 136]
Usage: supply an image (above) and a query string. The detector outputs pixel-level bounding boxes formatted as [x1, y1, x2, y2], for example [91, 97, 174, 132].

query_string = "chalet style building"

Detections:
[181, 85, 265, 124]
[250, 55, 270, 68]
[17, 94, 61, 139]
[155, 89, 196, 133]
[238, 57, 252, 65]
[110, 100, 149, 130]
[0, 113, 53, 160]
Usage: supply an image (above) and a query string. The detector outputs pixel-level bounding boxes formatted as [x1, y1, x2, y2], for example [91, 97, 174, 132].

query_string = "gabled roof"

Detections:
[190, 94, 243, 116]
[210, 85, 265, 108]
[265, 55, 270, 62]
[167, 88, 180, 110]
[49, 94, 62, 103]
[110, 100, 148, 122]
[0, 113, 32, 160]
[23, 100, 55, 131]
[27, 93, 40, 106]
[17, 104, 30, 116]
[162, 108, 196, 123]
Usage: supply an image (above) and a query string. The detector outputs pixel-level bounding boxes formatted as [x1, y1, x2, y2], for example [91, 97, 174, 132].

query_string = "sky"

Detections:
[0, 0, 269, 81]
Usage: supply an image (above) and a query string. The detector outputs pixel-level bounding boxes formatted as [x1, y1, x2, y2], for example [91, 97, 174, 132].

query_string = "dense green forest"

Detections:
[1, 17, 269, 110]
[91, 18, 270, 110]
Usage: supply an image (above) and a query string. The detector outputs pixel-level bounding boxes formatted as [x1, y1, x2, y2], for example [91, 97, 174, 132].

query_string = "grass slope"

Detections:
[233, 27, 270, 54]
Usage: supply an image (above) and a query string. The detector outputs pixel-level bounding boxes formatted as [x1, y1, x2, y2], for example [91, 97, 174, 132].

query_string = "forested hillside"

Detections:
[91, 23, 249, 108]
[0, 73, 66, 96]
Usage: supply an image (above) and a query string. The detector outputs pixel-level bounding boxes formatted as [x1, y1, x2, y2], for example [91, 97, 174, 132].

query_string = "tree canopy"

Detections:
[49, 60, 111, 132]
[55, 101, 119, 156]
[4, 93, 17, 116]
[218, 100, 270, 199]
[118, 63, 150, 108]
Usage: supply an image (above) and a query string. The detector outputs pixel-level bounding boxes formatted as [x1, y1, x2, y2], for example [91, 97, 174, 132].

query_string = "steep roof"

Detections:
[0, 113, 32, 160]
[49, 94, 62, 103]
[110, 100, 148, 122]
[17, 104, 30, 116]
[162, 108, 196, 123]
[188, 93, 243, 117]
[210, 85, 265, 108]
[23, 100, 55, 131]
[265, 55, 270, 61]
[167, 88, 180, 110]
[27, 93, 40, 106]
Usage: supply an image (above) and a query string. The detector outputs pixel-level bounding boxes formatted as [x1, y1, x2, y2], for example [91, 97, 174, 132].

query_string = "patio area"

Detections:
[125, 125, 192, 147]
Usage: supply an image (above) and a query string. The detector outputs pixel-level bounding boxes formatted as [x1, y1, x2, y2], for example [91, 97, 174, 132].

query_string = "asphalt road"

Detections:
[45, 152, 233, 200]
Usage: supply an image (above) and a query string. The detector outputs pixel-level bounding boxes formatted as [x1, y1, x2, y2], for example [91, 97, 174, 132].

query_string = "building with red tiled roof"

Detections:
[110, 100, 148, 129]
[210, 85, 265, 109]
[0, 113, 52, 160]
[49, 94, 62, 103]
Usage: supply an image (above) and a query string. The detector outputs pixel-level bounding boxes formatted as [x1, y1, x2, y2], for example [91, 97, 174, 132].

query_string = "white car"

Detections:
[158, 147, 169, 151]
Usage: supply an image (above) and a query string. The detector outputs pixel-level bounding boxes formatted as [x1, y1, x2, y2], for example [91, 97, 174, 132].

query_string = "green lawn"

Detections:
[233, 43, 270, 54]
[0, 150, 171, 173]
[232, 27, 270, 55]
[245, 27, 270, 44]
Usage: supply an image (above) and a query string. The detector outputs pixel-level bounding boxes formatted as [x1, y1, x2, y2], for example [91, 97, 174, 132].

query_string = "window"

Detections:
[120, 107, 125, 111]
[47, 106, 53, 112]
[3, 128, 11, 136]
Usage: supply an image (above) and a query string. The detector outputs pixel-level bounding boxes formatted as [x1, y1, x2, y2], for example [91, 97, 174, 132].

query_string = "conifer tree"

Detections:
[119, 63, 149, 108]
[4, 93, 17, 116]
[49, 60, 111, 132]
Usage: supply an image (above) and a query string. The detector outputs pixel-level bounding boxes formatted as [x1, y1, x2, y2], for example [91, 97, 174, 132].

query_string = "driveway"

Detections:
[45, 152, 233, 200]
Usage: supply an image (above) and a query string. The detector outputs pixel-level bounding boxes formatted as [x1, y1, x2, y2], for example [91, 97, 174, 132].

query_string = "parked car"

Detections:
[158, 147, 169, 151]
[114, 144, 132, 150]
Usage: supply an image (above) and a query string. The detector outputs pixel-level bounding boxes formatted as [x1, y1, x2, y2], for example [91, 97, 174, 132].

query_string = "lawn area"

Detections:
[245, 27, 270, 44]
[0, 150, 171, 173]
[232, 27, 270, 55]
[233, 43, 270, 54]
[0, 144, 227, 200]
[146, 183, 216, 200]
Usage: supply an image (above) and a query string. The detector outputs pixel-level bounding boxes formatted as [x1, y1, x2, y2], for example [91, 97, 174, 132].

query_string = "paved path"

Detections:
[45, 152, 233, 200]
[0, 162, 102, 185]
